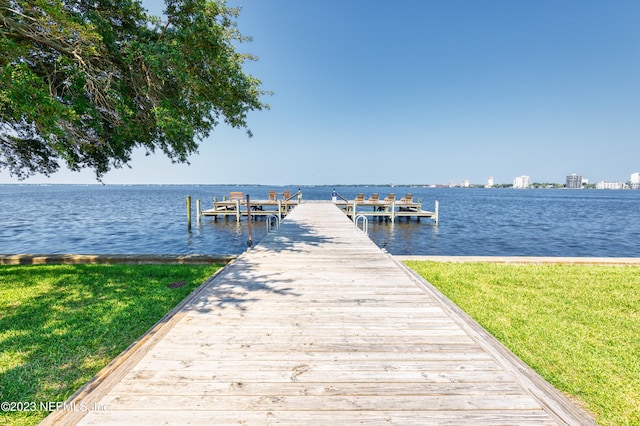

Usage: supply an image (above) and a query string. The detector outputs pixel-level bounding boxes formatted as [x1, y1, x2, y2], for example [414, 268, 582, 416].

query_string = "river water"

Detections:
[1, 184, 639, 257]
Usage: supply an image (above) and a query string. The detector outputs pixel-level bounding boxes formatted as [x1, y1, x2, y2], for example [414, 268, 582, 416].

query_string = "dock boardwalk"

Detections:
[43, 201, 593, 425]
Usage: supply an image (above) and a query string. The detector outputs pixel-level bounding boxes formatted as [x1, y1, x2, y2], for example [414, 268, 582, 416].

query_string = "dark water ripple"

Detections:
[1, 184, 639, 257]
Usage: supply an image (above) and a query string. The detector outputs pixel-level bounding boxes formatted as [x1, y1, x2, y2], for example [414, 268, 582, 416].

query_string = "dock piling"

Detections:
[246, 194, 253, 247]
[186, 196, 191, 230]
[391, 200, 396, 223]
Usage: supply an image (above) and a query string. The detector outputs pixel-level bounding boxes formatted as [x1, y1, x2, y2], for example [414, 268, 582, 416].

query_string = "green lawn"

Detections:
[405, 261, 640, 426]
[0, 263, 223, 426]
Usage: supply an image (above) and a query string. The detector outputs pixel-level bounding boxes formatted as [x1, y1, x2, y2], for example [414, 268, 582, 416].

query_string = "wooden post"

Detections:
[434, 200, 439, 225]
[391, 200, 396, 223]
[246, 194, 253, 248]
[235, 199, 241, 223]
[186, 196, 192, 230]
[196, 198, 201, 224]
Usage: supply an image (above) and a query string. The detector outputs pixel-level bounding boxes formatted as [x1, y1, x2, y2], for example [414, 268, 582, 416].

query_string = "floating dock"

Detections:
[337, 198, 438, 224]
[199, 190, 301, 222]
[198, 191, 438, 224]
[43, 202, 593, 425]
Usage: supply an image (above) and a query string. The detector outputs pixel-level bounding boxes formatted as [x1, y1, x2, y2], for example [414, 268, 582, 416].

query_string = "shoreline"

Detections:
[2, 253, 640, 265]
[0, 254, 237, 265]
[396, 255, 640, 265]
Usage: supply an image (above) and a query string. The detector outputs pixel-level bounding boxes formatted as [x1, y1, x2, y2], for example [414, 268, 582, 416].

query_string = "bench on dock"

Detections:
[229, 191, 244, 201]
[211, 192, 244, 213]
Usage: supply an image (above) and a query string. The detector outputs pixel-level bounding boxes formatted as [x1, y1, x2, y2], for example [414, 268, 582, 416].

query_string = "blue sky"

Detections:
[2, 0, 638, 185]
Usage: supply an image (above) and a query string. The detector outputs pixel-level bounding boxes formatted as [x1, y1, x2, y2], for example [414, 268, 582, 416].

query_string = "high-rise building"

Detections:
[566, 174, 583, 189]
[485, 176, 494, 188]
[513, 175, 530, 188]
[631, 173, 640, 189]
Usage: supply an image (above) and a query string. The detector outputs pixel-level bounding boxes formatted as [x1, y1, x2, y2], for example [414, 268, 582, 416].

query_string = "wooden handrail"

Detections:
[284, 190, 301, 202]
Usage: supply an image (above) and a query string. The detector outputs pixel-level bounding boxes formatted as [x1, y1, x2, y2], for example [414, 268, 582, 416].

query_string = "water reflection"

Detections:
[189, 216, 269, 253]
[367, 219, 440, 255]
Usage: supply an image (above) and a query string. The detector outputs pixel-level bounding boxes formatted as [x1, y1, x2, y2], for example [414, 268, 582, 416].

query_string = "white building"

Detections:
[566, 174, 583, 189]
[631, 173, 640, 189]
[485, 176, 494, 188]
[513, 175, 530, 189]
[461, 180, 470, 188]
[595, 181, 624, 190]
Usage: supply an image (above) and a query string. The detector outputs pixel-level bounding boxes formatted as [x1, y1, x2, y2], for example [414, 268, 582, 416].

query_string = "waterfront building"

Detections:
[513, 175, 530, 189]
[595, 181, 624, 190]
[462, 180, 470, 188]
[566, 174, 583, 189]
[631, 173, 640, 190]
[485, 176, 494, 188]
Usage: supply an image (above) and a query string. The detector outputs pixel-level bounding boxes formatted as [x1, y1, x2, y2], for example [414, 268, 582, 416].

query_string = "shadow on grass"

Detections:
[0, 264, 220, 425]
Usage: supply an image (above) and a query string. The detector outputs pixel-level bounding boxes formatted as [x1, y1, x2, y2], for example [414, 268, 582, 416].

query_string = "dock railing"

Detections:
[340, 195, 438, 224]
[281, 190, 302, 216]
[333, 193, 351, 214]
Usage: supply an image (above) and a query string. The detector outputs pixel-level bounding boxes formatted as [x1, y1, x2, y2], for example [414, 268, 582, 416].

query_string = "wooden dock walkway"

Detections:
[42, 202, 593, 425]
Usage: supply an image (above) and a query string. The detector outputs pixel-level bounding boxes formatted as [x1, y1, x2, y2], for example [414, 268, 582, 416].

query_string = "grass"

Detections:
[405, 260, 640, 426]
[0, 263, 223, 426]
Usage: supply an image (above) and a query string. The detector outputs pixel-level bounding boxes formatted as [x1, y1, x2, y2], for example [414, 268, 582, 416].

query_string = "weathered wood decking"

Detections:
[42, 201, 594, 425]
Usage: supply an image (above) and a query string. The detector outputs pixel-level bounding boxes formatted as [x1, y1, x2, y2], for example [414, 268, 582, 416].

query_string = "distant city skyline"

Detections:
[1, 0, 639, 186]
[415, 171, 640, 186]
[439, 171, 640, 188]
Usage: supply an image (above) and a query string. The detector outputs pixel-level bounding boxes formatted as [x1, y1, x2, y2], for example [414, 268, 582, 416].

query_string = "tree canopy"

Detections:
[0, 0, 267, 179]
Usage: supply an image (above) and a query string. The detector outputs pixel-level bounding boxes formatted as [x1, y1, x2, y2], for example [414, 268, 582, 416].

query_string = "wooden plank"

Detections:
[97, 394, 545, 411]
[143, 349, 493, 362]
[148, 341, 483, 354]
[118, 368, 516, 384]
[108, 380, 528, 396]
[41, 202, 594, 425]
[78, 410, 557, 426]
[130, 359, 505, 373]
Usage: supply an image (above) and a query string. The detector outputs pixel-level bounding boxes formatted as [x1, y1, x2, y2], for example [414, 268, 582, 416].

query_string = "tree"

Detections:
[0, 0, 267, 180]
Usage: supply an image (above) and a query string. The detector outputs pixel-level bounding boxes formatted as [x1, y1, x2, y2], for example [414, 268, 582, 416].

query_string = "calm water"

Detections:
[1, 184, 639, 257]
